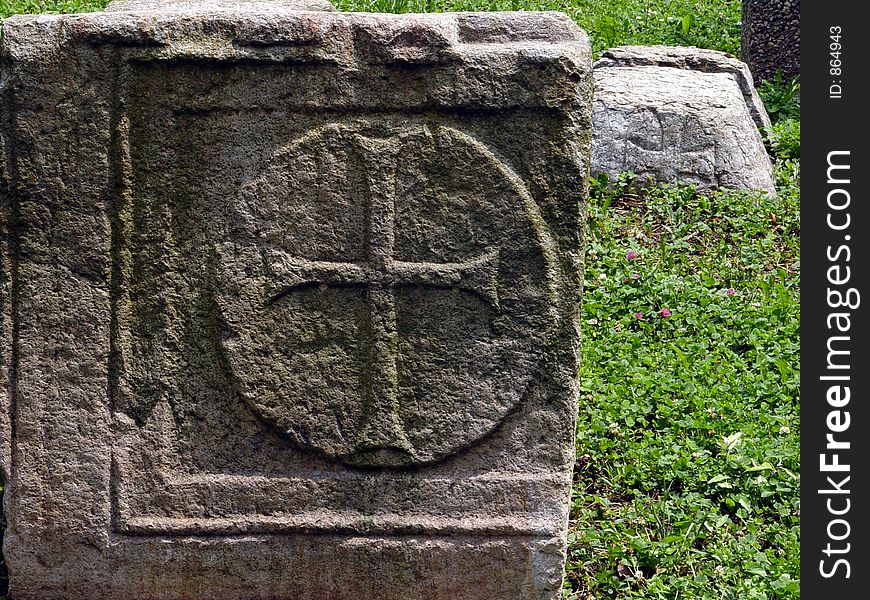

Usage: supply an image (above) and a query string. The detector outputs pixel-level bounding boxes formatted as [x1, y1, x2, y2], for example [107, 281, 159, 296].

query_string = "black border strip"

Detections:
[801, 2, 869, 597]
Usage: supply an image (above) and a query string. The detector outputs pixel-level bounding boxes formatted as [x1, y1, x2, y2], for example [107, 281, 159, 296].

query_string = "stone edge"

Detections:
[1, 10, 590, 49]
[105, 0, 339, 12]
[0, 9, 591, 598]
[594, 44, 773, 133]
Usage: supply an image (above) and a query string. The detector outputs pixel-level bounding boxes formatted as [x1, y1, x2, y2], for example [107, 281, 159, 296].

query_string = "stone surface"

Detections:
[107, 0, 338, 11]
[595, 45, 771, 133]
[592, 45, 775, 194]
[742, 0, 800, 82]
[0, 2, 591, 599]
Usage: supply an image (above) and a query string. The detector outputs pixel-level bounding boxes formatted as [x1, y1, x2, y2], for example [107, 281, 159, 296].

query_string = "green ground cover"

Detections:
[568, 134, 800, 600]
[0, 1, 799, 598]
[2, 0, 742, 56]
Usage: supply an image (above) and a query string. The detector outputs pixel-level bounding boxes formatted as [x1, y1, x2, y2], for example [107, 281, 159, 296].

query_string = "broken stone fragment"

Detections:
[592, 45, 776, 194]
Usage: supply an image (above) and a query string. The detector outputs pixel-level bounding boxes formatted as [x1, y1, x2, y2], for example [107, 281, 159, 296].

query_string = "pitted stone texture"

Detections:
[595, 45, 771, 133]
[592, 46, 775, 194]
[107, 0, 338, 11]
[0, 4, 590, 600]
[742, 0, 800, 82]
[219, 122, 558, 468]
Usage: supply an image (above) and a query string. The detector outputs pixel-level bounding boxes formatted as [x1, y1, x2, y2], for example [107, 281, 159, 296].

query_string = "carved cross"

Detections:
[265, 135, 500, 461]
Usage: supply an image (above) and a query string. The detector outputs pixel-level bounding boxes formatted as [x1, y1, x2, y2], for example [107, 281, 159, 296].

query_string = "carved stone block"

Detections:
[0, 2, 590, 598]
[592, 45, 775, 194]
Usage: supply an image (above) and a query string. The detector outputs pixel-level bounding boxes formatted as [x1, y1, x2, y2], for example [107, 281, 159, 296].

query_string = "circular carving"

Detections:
[215, 122, 558, 468]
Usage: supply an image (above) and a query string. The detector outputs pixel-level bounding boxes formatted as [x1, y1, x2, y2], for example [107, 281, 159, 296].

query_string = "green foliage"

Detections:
[758, 73, 800, 163]
[0, 477, 5, 599]
[566, 163, 800, 598]
[757, 73, 801, 124]
[336, 0, 742, 55]
[0, 0, 109, 18]
[768, 119, 800, 161]
[1, 0, 742, 56]
[0, 2, 795, 599]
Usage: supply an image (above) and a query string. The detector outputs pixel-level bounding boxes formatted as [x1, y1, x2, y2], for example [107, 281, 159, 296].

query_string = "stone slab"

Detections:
[0, 4, 591, 599]
[106, 0, 338, 11]
[595, 45, 771, 133]
[592, 45, 775, 194]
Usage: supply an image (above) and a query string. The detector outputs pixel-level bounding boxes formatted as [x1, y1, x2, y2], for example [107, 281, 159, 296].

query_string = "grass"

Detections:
[335, 0, 742, 56]
[0, 476, 4, 599]
[2, 0, 742, 57]
[0, 1, 798, 599]
[0, 0, 107, 16]
[567, 128, 800, 598]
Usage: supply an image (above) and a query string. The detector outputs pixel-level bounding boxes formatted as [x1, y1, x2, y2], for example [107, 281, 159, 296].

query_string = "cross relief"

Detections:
[264, 132, 502, 462]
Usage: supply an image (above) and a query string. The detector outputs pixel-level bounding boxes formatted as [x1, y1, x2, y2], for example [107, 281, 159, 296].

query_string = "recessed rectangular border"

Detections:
[105, 54, 570, 540]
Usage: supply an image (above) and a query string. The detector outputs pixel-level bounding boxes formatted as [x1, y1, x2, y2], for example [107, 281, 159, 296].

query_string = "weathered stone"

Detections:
[742, 0, 800, 82]
[592, 45, 775, 194]
[595, 45, 771, 133]
[0, 2, 591, 599]
[106, 0, 338, 11]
